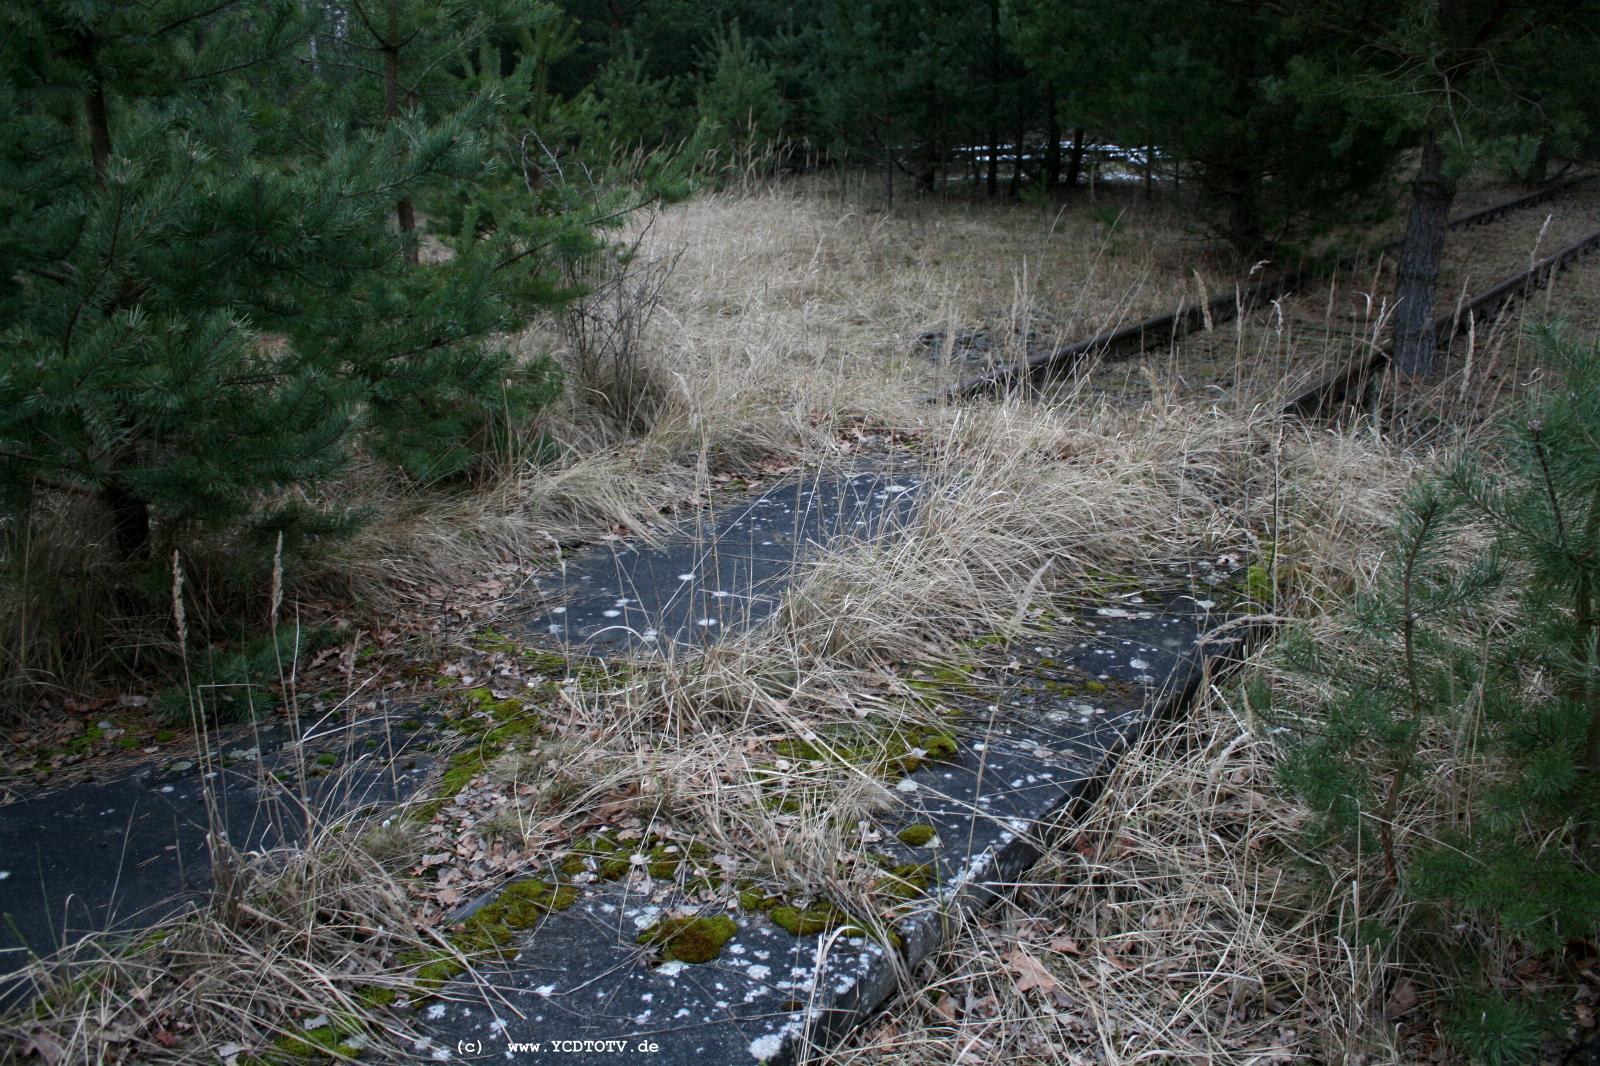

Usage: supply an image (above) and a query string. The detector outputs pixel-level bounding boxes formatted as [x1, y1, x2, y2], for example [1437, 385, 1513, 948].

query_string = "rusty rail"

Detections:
[928, 178, 1588, 403]
[1283, 223, 1600, 417]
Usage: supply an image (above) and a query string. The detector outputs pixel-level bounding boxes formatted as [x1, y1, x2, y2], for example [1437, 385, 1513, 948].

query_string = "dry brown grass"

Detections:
[18, 171, 1574, 1064]
[823, 678, 1402, 1066]
[1, 815, 442, 1065]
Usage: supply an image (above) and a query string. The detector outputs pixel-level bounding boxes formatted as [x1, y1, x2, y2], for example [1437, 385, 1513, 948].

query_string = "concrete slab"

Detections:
[0, 704, 436, 1000]
[520, 471, 927, 653]
[415, 579, 1246, 1065]
[0, 463, 928, 995]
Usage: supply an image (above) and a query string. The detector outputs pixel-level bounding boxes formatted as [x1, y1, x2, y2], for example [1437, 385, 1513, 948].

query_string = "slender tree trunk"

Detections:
[104, 483, 151, 559]
[1391, 135, 1457, 376]
[986, 0, 1000, 198]
[73, 33, 112, 187]
[1225, 165, 1263, 254]
[1065, 127, 1085, 189]
[1527, 136, 1551, 184]
[1142, 145, 1153, 201]
[383, 4, 418, 264]
[1043, 90, 1062, 190]
[986, 127, 999, 198]
[1008, 118, 1025, 198]
[85, 82, 112, 188]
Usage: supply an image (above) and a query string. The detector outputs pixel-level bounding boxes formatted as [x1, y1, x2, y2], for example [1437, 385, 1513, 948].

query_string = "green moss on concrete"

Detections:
[454, 879, 577, 957]
[906, 661, 984, 698]
[413, 954, 465, 991]
[271, 1024, 364, 1062]
[357, 985, 399, 1008]
[68, 727, 104, 753]
[770, 722, 959, 783]
[473, 629, 521, 654]
[314, 751, 337, 767]
[636, 914, 738, 964]
[874, 863, 934, 904]
[519, 648, 573, 677]
[896, 823, 937, 847]
[737, 883, 780, 913]
[770, 900, 851, 937]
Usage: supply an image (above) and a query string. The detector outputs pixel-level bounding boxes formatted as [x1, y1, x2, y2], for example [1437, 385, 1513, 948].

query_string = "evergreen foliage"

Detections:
[0, 0, 668, 696]
[0, 1, 623, 556]
[1272, 325, 1600, 1061]
[1004, 0, 1401, 251]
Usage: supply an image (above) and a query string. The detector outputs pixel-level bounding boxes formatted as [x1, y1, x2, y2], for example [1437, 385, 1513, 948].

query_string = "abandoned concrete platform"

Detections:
[415, 579, 1240, 1064]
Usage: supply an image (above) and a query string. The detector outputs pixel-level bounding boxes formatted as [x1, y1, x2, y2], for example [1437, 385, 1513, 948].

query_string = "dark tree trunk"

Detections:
[1527, 136, 1551, 184]
[1225, 166, 1264, 255]
[73, 32, 112, 187]
[104, 483, 151, 559]
[1008, 119, 1025, 198]
[1043, 90, 1062, 190]
[85, 81, 112, 188]
[986, 0, 1000, 198]
[1142, 145, 1153, 201]
[1391, 135, 1457, 376]
[986, 127, 999, 198]
[382, 4, 418, 264]
[1065, 127, 1085, 189]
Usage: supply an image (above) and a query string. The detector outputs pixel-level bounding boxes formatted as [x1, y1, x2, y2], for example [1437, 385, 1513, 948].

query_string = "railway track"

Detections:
[931, 176, 1590, 403]
[1285, 222, 1600, 416]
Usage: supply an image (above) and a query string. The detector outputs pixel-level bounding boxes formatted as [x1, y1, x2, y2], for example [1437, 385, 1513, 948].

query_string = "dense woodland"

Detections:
[3, 0, 1598, 595]
[7, 3, 1600, 1063]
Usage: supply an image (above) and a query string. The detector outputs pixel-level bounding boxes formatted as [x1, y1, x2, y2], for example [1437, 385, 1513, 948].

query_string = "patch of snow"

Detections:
[749, 1034, 784, 1062]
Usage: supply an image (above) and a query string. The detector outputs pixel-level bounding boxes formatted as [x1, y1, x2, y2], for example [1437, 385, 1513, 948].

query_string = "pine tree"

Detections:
[1240, 0, 1600, 374]
[1004, 0, 1401, 253]
[693, 24, 787, 175]
[0, 1, 589, 564]
[1272, 324, 1600, 1062]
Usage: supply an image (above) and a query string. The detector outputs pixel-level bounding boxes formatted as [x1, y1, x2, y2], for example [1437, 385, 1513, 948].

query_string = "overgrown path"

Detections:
[410, 577, 1243, 1064]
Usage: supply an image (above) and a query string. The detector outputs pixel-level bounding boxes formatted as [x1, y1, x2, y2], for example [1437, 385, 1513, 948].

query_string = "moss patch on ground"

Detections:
[871, 862, 934, 904]
[896, 823, 937, 847]
[769, 899, 853, 937]
[453, 879, 579, 957]
[561, 834, 716, 889]
[408, 689, 546, 821]
[636, 913, 738, 964]
[771, 721, 959, 781]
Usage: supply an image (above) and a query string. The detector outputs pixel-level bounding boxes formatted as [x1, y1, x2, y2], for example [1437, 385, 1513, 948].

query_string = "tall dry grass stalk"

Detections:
[3, 819, 438, 1065]
[823, 679, 1401, 1065]
[3, 174, 1495, 1062]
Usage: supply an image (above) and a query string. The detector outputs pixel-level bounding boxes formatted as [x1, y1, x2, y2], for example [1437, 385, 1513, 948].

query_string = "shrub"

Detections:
[1270, 324, 1600, 1061]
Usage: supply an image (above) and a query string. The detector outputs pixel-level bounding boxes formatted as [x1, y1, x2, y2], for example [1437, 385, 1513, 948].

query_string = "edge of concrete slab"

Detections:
[414, 587, 1264, 1065]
